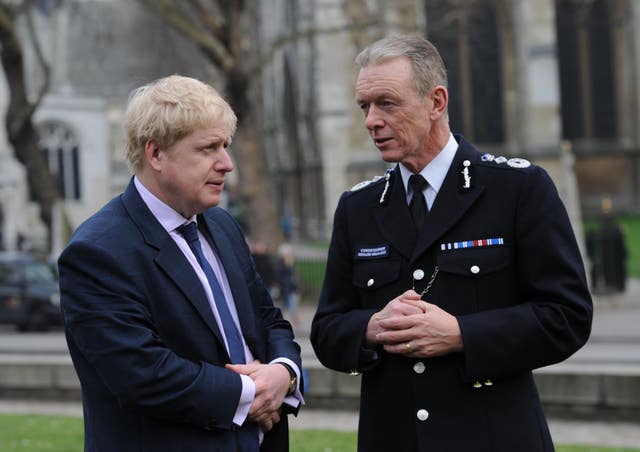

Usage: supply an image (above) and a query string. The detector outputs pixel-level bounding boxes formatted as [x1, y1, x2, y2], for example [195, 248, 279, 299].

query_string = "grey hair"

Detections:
[355, 35, 448, 97]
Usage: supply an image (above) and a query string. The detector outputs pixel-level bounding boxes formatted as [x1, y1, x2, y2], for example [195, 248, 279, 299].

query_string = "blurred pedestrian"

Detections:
[586, 197, 627, 293]
[276, 243, 300, 327]
[251, 240, 276, 295]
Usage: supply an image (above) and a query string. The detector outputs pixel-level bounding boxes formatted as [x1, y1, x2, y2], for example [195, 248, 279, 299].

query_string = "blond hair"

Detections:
[123, 75, 237, 172]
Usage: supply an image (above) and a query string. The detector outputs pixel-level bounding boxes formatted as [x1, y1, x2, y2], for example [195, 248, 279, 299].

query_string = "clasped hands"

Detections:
[365, 290, 463, 358]
[225, 361, 291, 432]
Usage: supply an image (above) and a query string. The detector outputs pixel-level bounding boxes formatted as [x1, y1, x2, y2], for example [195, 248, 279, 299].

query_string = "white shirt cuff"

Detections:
[233, 374, 255, 426]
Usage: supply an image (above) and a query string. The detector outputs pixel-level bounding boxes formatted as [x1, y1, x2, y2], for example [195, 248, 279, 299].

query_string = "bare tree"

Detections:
[138, 0, 283, 244]
[138, 1, 389, 243]
[0, 0, 58, 246]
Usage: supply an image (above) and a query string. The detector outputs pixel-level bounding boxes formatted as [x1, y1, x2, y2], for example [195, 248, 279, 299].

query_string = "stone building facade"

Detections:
[262, 0, 640, 242]
[1, 0, 639, 250]
[0, 0, 218, 253]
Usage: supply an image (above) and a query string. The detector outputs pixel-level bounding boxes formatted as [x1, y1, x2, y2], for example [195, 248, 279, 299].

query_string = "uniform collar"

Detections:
[399, 133, 458, 196]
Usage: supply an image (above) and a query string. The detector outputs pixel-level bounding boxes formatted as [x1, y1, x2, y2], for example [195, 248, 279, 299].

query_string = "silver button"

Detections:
[413, 269, 425, 281]
[367, 278, 374, 287]
[470, 265, 480, 274]
[413, 362, 426, 374]
[416, 409, 429, 421]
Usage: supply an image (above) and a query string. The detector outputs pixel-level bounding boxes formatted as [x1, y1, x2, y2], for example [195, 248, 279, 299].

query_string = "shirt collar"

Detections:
[134, 176, 195, 232]
[399, 133, 458, 195]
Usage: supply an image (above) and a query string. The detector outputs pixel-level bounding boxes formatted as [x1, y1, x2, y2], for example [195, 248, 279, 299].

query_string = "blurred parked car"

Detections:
[0, 252, 62, 331]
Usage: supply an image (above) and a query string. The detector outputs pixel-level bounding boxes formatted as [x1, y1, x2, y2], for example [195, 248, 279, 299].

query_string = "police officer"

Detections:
[310, 35, 592, 452]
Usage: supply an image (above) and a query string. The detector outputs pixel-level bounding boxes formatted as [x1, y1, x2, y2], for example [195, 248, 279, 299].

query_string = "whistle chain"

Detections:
[412, 266, 439, 297]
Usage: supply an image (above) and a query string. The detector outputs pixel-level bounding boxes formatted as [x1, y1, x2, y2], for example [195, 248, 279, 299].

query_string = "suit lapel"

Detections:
[373, 166, 417, 260]
[121, 179, 226, 345]
[412, 139, 485, 262]
[155, 245, 226, 346]
[199, 215, 258, 348]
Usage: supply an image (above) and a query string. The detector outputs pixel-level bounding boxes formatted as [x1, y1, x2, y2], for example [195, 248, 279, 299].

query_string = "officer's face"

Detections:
[149, 126, 234, 218]
[356, 57, 434, 172]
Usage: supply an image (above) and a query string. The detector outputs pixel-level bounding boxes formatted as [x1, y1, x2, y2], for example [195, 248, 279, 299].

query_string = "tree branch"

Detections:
[185, 0, 225, 40]
[25, 5, 50, 109]
[0, 2, 15, 31]
[138, 0, 235, 70]
[249, 20, 382, 76]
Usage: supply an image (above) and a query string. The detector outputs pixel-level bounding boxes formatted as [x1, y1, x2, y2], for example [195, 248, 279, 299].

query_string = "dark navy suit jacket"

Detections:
[311, 135, 592, 452]
[60, 180, 302, 451]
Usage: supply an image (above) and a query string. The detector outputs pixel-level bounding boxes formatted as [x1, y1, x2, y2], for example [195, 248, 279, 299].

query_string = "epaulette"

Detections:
[479, 153, 531, 168]
[350, 175, 385, 192]
[350, 169, 395, 205]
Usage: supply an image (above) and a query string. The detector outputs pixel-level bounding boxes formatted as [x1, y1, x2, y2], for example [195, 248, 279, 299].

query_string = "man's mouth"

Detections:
[374, 137, 393, 147]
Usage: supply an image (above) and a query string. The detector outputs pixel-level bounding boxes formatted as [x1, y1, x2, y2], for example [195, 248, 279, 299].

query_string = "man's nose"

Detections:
[216, 148, 234, 172]
[364, 105, 383, 130]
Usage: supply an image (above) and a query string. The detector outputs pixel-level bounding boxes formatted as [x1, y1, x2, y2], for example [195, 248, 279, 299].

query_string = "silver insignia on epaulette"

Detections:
[350, 175, 383, 192]
[507, 158, 531, 168]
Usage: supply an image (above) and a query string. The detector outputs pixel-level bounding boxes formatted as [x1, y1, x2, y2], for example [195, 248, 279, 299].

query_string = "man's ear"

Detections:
[429, 85, 448, 120]
[144, 139, 163, 171]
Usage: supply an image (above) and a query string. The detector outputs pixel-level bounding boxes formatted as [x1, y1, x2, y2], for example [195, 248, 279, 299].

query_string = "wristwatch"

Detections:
[279, 363, 297, 396]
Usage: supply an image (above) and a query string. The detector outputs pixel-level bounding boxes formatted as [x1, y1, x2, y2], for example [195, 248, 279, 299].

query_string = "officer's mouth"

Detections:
[373, 137, 393, 147]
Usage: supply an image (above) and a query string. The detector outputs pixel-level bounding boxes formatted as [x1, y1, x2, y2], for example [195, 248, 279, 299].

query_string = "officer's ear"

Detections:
[429, 85, 448, 120]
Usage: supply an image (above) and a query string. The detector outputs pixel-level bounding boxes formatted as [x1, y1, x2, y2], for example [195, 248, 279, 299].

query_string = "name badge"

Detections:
[356, 245, 389, 259]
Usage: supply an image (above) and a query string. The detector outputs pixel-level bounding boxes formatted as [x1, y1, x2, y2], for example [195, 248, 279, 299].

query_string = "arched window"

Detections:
[38, 121, 81, 200]
[556, 0, 617, 140]
[426, 0, 504, 144]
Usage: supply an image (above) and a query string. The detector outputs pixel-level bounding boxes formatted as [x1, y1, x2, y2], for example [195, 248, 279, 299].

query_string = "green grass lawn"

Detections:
[295, 259, 326, 299]
[0, 414, 83, 451]
[1, 414, 638, 452]
[618, 215, 640, 277]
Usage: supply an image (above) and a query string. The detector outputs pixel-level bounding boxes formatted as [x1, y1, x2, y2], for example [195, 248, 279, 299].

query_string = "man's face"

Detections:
[155, 126, 234, 218]
[355, 57, 432, 172]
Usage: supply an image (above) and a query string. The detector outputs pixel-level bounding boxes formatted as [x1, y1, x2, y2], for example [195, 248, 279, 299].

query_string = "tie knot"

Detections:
[178, 222, 199, 243]
[409, 174, 428, 193]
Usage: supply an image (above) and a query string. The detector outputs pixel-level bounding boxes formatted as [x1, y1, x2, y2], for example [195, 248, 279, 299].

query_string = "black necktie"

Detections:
[409, 174, 428, 233]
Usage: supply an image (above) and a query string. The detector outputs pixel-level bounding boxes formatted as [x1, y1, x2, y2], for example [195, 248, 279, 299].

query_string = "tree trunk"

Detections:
[226, 66, 283, 244]
[0, 6, 58, 240]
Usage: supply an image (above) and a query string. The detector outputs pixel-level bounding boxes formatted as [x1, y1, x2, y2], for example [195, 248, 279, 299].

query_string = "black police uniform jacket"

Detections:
[311, 135, 592, 452]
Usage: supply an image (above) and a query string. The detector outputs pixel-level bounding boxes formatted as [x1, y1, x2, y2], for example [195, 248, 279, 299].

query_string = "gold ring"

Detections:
[405, 342, 411, 351]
